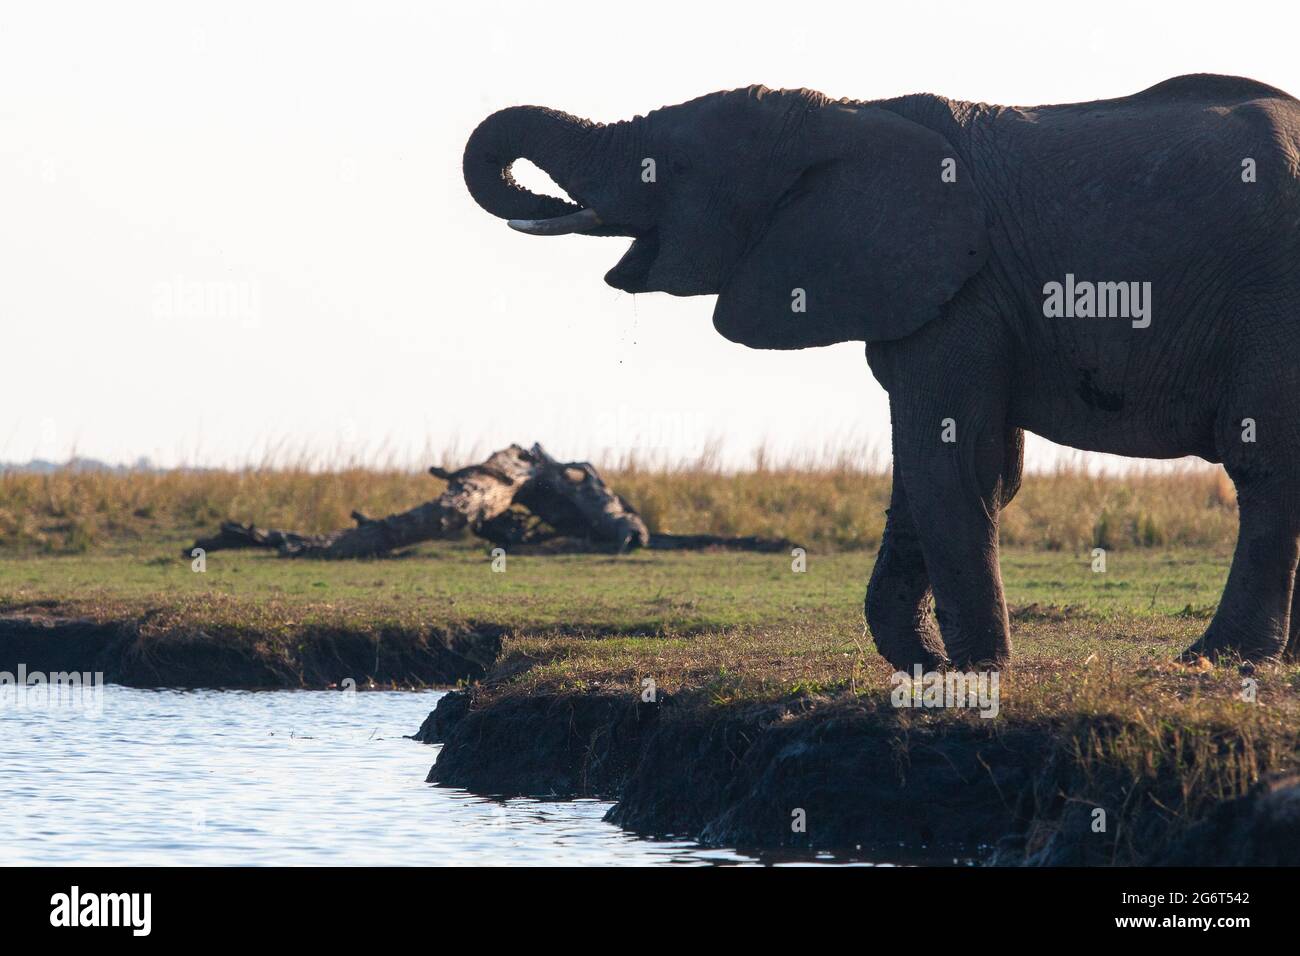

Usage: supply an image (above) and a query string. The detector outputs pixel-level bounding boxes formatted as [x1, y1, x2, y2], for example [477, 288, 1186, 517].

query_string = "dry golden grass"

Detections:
[0, 457, 1239, 555]
[0, 467, 434, 554]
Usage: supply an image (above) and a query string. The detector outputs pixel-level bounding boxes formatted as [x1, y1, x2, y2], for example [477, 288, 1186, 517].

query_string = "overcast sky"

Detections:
[1, 1, 1292, 469]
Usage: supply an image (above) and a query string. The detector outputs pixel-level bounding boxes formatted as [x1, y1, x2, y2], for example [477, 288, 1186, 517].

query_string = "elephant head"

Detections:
[464, 87, 988, 349]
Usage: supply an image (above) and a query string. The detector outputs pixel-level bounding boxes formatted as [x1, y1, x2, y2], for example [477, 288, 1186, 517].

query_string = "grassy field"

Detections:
[2, 464, 1297, 857]
[0, 463, 1276, 697]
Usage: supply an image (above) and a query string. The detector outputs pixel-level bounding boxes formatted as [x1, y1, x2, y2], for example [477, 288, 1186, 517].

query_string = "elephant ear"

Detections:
[713, 105, 988, 349]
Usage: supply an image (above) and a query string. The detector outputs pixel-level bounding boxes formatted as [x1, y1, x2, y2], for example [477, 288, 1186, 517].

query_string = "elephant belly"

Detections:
[1005, 293, 1232, 463]
[1010, 382, 1220, 462]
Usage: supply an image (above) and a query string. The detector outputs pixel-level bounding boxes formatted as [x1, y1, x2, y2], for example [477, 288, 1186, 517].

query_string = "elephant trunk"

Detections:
[463, 105, 601, 223]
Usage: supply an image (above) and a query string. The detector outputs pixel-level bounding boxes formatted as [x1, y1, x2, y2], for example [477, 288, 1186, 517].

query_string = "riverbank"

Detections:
[0, 609, 501, 687]
[401, 542, 1296, 865]
[0, 542, 527, 687]
[420, 649, 1300, 865]
[4, 540, 1299, 863]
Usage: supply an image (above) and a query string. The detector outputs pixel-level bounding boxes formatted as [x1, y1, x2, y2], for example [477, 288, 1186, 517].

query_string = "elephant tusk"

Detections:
[507, 208, 603, 236]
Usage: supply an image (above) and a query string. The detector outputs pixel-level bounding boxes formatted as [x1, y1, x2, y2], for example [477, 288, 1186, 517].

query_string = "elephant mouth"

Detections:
[505, 202, 658, 291]
[603, 230, 660, 293]
[504, 201, 660, 293]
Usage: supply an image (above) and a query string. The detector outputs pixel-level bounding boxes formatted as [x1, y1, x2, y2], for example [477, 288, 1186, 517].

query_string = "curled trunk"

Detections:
[462, 106, 599, 222]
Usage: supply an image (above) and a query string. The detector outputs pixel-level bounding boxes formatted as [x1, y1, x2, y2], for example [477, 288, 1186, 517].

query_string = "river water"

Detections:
[0, 685, 876, 866]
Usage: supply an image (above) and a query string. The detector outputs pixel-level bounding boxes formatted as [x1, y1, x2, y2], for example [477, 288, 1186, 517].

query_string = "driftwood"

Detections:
[186, 443, 791, 560]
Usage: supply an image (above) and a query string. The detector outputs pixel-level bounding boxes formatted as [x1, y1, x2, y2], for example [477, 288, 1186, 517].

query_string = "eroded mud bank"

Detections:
[0, 611, 503, 688]
[420, 689, 1300, 865]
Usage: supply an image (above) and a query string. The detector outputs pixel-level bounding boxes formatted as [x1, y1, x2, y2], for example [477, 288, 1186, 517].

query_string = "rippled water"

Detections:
[0, 685, 863, 866]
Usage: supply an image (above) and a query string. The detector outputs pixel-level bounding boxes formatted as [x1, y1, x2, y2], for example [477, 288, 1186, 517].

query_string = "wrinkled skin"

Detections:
[464, 75, 1300, 667]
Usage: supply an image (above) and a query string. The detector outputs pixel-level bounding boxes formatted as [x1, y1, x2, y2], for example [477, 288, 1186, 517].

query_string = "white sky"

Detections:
[1, 0, 1292, 470]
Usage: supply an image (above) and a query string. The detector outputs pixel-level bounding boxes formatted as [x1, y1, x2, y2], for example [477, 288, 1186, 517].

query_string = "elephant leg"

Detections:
[1184, 475, 1299, 662]
[1185, 365, 1300, 663]
[1287, 566, 1300, 660]
[891, 408, 1014, 669]
[865, 474, 947, 670]
[866, 427, 1022, 671]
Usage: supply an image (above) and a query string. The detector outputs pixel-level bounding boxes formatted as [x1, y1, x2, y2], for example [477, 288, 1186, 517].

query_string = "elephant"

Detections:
[463, 74, 1300, 667]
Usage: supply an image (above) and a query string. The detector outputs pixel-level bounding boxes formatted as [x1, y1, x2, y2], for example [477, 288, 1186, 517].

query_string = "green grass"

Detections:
[0, 542, 1232, 642]
[0, 538, 1261, 715]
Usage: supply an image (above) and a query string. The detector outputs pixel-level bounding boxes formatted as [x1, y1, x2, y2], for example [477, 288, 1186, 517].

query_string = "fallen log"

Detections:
[185, 443, 794, 560]
[187, 443, 646, 559]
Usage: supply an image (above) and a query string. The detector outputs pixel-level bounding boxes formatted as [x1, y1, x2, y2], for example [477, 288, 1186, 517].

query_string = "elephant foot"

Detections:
[948, 655, 1009, 673]
[865, 572, 949, 672]
[1181, 629, 1282, 665]
[929, 602, 1011, 672]
[874, 637, 950, 674]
